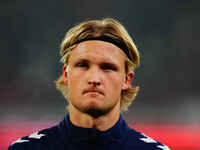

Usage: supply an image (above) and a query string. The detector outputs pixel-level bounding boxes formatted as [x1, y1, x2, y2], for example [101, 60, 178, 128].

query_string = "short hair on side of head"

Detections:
[55, 18, 140, 111]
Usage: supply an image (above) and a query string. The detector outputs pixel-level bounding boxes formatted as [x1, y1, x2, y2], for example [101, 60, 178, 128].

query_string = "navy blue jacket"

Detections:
[8, 114, 170, 150]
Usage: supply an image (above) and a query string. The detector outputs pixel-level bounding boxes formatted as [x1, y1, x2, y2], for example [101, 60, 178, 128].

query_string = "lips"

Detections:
[83, 89, 104, 95]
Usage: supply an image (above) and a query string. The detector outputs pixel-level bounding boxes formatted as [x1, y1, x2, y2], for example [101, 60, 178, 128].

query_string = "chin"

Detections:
[83, 104, 114, 118]
[85, 108, 109, 118]
[83, 99, 102, 108]
[72, 101, 117, 118]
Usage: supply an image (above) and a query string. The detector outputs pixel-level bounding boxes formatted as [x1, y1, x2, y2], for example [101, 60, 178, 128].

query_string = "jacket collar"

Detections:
[63, 113, 129, 142]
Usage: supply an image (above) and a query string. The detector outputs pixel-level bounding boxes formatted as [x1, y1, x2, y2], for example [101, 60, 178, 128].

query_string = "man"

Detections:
[8, 18, 170, 150]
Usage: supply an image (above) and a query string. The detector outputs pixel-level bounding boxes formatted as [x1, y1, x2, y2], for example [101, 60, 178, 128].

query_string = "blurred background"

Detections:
[1, 0, 199, 150]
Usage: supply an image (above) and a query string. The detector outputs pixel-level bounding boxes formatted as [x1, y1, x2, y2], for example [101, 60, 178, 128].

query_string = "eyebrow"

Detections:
[100, 62, 118, 67]
[74, 58, 119, 67]
[74, 58, 89, 64]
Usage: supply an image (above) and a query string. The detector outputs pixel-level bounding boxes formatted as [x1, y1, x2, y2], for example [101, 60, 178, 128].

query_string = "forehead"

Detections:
[68, 40, 126, 64]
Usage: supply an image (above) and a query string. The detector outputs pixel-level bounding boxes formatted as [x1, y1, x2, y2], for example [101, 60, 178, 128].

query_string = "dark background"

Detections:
[1, 0, 199, 145]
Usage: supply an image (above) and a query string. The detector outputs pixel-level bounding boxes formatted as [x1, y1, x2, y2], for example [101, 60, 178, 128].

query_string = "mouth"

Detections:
[83, 89, 104, 96]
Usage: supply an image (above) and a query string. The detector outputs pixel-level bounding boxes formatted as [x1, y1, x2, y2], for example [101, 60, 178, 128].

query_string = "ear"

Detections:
[122, 72, 134, 90]
[62, 64, 68, 84]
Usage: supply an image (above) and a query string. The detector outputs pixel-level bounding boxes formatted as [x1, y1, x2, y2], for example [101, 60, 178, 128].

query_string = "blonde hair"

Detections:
[56, 18, 140, 111]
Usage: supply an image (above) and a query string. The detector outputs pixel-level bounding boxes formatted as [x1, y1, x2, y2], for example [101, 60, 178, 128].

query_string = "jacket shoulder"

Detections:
[8, 125, 59, 150]
[126, 127, 171, 150]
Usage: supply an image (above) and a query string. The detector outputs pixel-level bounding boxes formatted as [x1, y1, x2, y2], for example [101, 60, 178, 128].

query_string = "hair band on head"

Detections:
[72, 36, 132, 60]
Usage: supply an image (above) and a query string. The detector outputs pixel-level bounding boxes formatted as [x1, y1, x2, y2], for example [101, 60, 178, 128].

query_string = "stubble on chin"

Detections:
[72, 103, 114, 118]
[85, 108, 110, 118]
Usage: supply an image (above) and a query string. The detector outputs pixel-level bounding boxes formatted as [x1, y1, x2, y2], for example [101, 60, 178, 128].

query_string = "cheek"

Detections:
[67, 72, 81, 90]
[106, 74, 124, 90]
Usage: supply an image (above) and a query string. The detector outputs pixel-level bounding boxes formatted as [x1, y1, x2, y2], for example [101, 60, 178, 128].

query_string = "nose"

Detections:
[87, 67, 101, 86]
[88, 80, 101, 86]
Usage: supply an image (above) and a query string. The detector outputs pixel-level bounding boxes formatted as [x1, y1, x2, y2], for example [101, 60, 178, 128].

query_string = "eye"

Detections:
[101, 63, 117, 71]
[76, 62, 89, 68]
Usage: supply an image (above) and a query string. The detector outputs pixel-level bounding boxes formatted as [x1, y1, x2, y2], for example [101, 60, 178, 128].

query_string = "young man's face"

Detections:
[65, 40, 132, 117]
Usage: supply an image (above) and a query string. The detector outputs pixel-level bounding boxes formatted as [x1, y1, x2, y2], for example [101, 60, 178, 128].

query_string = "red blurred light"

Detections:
[1, 121, 199, 150]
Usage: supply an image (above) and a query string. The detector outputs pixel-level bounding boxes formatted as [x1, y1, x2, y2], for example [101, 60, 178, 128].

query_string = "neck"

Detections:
[68, 102, 121, 131]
